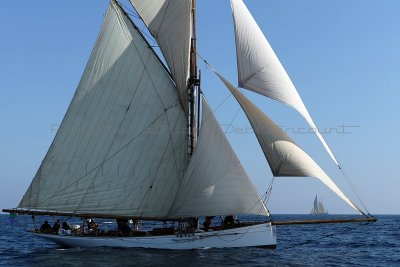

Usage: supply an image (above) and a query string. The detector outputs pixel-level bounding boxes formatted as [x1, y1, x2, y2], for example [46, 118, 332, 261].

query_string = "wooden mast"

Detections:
[188, 0, 199, 157]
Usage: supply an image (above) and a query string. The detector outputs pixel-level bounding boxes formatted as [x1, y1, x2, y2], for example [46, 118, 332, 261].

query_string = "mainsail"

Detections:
[129, 0, 192, 109]
[168, 96, 268, 218]
[213, 71, 364, 215]
[18, 1, 188, 219]
[230, 0, 339, 167]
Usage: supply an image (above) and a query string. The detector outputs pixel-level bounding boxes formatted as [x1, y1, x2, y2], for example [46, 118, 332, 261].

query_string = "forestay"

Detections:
[18, 1, 188, 218]
[215, 72, 363, 215]
[167, 96, 268, 218]
[230, 0, 339, 167]
[130, 0, 192, 110]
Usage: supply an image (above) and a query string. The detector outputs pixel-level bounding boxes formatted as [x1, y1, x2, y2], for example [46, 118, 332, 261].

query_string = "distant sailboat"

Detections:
[310, 195, 328, 215]
[3, 0, 376, 249]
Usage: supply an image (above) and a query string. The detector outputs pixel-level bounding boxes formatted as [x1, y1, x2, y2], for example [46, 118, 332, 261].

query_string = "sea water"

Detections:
[0, 214, 399, 266]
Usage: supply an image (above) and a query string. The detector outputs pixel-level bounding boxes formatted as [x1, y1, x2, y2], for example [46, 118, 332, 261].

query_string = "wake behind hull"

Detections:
[32, 223, 276, 250]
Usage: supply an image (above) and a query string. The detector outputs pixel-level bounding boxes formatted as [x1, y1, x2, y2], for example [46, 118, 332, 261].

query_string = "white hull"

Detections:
[33, 223, 276, 250]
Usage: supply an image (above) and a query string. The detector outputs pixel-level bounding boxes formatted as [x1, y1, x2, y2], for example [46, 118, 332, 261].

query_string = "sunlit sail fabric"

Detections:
[230, 0, 339, 167]
[18, 1, 188, 219]
[215, 72, 363, 215]
[130, 0, 191, 110]
[167, 96, 268, 218]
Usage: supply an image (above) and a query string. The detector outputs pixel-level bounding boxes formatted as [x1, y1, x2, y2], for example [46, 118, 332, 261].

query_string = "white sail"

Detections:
[167, 96, 268, 218]
[130, 0, 191, 109]
[313, 195, 319, 214]
[318, 202, 326, 214]
[214, 72, 363, 215]
[310, 196, 318, 214]
[230, 0, 339, 167]
[18, 1, 188, 219]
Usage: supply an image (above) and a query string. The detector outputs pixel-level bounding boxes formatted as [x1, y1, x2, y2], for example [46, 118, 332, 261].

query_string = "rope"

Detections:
[338, 165, 371, 216]
[265, 176, 275, 205]
[118, 1, 159, 47]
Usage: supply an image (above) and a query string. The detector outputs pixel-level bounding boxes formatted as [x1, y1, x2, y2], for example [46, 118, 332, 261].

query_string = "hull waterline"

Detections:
[32, 223, 276, 250]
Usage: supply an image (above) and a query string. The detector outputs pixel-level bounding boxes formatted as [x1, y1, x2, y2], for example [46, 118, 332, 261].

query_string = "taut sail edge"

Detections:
[230, 0, 339, 167]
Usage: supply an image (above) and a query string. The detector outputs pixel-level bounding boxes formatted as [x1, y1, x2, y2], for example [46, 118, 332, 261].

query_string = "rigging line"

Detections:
[154, 0, 171, 37]
[123, 0, 161, 48]
[116, 1, 172, 79]
[161, 107, 186, 184]
[127, 16, 186, 180]
[200, 90, 233, 127]
[265, 176, 275, 205]
[116, 137, 188, 217]
[338, 166, 371, 216]
[118, 1, 139, 18]
[242, 191, 270, 219]
[36, 104, 179, 206]
[225, 106, 242, 135]
[72, 40, 154, 215]
[138, 136, 175, 219]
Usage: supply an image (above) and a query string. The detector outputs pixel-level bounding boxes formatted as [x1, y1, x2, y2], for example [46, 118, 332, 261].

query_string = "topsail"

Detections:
[230, 0, 339, 167]
[130, 0, 192, 110]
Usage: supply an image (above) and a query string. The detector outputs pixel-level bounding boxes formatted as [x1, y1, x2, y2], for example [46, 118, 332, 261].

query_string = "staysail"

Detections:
[230, 0, 339, 167]
[18, 1, 188, 219]
[129, 0, 192, 110]
[214, 71, 363, 215]
[168, 96, 268, 218]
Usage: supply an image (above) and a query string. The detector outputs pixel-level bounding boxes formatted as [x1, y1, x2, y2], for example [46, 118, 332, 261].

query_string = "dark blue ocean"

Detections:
[0, 214, 399, 266]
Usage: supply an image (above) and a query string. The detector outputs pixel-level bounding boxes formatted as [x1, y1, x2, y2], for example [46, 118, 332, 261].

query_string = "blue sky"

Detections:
[0, 0, 399, 215]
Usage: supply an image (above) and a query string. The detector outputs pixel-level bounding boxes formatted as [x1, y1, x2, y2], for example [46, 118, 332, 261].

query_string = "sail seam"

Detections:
[35, 105, 176, 207]
[44, 14, 122, 196]
[72, 52, 151, 214]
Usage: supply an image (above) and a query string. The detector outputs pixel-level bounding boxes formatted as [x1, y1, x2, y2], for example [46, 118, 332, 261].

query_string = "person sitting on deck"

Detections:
[88, 219, 99, 235]
[203, 216, 215, 232]
[52, 220, 60, 234]
[187, 217, 198, 232]
[117, 219, 131, 236]
[62, 222, 71, 231]
[223, 215, 236, 228]
[40, 221, 52, 234]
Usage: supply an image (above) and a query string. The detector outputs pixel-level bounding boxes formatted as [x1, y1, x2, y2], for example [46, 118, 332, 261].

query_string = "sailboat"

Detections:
[3, 0, 376, 249]
[310, 195, 328, 215]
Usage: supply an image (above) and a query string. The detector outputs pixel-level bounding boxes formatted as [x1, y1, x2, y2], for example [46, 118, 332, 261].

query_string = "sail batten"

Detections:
[129, 0, 192, 110]
[18, 1, 188, 218]
[167, 96, 268, 218]
[213, 70, 362, 215]
[230, 0, 339, 167]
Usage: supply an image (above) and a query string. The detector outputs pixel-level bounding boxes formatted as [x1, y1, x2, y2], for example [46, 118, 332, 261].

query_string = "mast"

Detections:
[188, 0, 200, 157]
